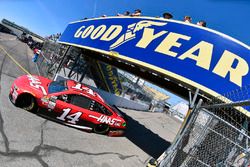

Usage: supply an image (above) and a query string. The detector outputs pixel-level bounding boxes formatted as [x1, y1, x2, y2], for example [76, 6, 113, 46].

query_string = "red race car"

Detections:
[9, 75, 126, 136]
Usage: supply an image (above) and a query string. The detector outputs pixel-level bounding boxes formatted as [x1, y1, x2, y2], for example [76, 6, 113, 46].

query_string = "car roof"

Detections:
[66, 80, 105, 104]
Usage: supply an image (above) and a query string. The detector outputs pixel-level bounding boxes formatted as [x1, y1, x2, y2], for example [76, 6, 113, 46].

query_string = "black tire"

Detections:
[16, 94, 37, 113]
[93, 124, 109, 135]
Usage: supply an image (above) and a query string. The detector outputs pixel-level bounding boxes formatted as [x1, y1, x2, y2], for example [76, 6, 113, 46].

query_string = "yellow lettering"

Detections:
[136, 28, 167, 49]
[90, 25, 106, 39]
[115, 89, 120, 95]
[106, 65, 112, 71]
[81, 25, 94, 38]
[100, 25, 122, 41]
[178, 41, 213, 70]
[212, 50, 249, 87]
[155, 32, 191, 57]
[74, 26, 85, 38]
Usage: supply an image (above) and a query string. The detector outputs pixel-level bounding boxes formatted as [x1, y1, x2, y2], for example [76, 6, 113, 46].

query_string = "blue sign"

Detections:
[59, 17, 250, 108]
[97, 61, 123, 96]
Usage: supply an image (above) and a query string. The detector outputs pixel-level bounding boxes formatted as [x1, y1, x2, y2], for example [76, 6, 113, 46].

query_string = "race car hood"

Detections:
[14, 75, 51, 98]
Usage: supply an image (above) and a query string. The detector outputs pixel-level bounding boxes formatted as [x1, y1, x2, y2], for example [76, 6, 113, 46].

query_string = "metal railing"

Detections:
[36, 41, 67, 78]
[36, 41, 155, 106]
[157, 99, 250, 167]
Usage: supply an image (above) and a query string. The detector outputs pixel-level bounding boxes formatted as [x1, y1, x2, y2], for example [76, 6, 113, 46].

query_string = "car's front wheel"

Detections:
[16, 94, 37, 113]
[93, 124, 109, 135]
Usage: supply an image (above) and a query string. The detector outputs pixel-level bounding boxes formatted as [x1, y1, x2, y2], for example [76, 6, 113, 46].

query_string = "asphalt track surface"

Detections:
[0, 32, 181, 167]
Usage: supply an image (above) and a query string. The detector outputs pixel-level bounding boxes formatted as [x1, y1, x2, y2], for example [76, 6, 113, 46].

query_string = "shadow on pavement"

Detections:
[122, 111, 172, 159]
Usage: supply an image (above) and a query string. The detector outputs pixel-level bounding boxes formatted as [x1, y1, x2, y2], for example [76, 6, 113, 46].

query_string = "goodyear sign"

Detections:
[97, 61, 123, 96]
[59, 17, 250, 105]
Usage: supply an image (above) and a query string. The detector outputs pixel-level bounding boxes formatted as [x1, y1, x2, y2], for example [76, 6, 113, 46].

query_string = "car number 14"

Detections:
[56, 108, 82, 124]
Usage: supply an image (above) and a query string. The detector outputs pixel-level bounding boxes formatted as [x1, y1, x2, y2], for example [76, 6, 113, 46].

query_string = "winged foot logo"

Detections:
[109, 21, 167, 49]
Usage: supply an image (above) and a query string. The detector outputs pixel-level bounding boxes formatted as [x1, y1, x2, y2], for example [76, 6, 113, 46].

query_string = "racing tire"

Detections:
[16, 94, 37, 113]
[93, 124, 109, 135]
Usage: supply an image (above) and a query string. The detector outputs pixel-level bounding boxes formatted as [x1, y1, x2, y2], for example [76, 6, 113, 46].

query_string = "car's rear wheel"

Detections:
[16, 94, 37, 113]
[93, 124, 109, 135]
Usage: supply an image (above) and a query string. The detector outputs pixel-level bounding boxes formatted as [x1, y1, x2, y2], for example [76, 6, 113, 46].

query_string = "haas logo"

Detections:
[110, 21, 167, 49]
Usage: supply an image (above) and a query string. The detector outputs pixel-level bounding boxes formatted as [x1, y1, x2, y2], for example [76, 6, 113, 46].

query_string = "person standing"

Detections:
[117, 11, 130, 16]
[32, 48, 41, 62]
[163, 12, 173, 19]
[184, 16, 192, 23]
[131, 9, 142, 17]
[197, 20, 207, 27]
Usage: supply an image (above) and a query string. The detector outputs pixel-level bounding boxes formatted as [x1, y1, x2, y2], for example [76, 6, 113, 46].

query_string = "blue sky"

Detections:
[0, 0, 249, 45]
[0, 0, 249, 105]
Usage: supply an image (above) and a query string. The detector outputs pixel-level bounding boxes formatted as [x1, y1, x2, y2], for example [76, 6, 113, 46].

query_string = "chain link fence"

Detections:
[157, 100, 250, 167]
[36, 41, 68, 78]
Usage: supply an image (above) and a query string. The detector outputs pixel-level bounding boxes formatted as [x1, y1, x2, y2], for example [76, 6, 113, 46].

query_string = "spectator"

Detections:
[163, 12, 173, 19]
[117, 11, 130, 16]
[47, 33, 61, 42]
[32, 48, 41, 63]
[131, 9, 142, 17]
[197, 20, 207, 27]
[184, 16, 192, 23]
[56, 33, 61, 39]
[124, 11, 130, 16]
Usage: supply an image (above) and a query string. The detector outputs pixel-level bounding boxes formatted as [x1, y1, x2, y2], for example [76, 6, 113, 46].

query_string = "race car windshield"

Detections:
[48, 80, 67, 94]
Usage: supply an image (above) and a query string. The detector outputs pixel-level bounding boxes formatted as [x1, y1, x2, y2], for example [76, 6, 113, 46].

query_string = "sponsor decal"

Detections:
[41, 96, 49, 103]
[12, 89, 18, 102]
[97, 62, 123, 95]
[89, 115, 121, 126]
[48, 101, 56, 109]
[28, 75, 47, 95]
[72, 83, 104, 102]
[72, 83, 94, 95]
[57, 108, 82, 124]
